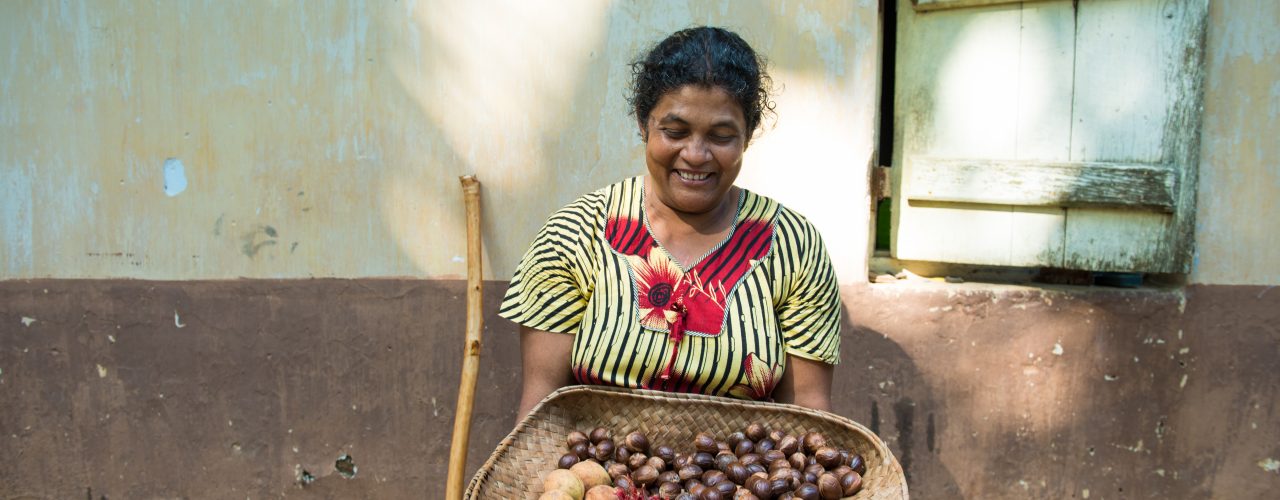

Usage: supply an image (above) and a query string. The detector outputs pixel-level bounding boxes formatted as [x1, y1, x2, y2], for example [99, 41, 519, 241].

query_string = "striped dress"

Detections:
[499, 176, 841, 401]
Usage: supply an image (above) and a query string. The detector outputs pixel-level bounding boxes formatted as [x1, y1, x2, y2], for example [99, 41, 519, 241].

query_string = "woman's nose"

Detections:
[679, 137, 712, 165]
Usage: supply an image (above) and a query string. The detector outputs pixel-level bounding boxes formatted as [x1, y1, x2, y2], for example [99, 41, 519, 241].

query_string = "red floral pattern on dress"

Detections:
[729, 353, 784, 401]
[627, 251, 687, 330]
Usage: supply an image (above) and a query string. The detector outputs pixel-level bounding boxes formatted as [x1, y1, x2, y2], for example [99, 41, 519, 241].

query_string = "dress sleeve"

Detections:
[498, 200, 595, 334]
[775, 213, 842, 364]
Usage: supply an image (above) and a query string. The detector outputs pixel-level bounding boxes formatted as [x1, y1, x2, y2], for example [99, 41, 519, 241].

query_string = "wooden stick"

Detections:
[446, 175, 483, 500]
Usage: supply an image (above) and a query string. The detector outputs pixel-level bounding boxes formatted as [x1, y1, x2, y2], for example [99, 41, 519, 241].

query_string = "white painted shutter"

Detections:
[890, 0, 1207, 273]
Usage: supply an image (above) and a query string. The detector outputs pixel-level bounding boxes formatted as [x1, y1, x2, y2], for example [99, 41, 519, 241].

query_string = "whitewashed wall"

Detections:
[0, 0, 879, 283]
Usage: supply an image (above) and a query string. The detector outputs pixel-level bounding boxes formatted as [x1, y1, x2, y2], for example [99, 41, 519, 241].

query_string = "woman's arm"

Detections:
[516, 326, 576, 421]
[773, 354, 834, 412]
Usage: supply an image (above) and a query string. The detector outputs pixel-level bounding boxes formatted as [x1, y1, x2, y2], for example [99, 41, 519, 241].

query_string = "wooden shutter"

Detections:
[890, 0, 1207, 273]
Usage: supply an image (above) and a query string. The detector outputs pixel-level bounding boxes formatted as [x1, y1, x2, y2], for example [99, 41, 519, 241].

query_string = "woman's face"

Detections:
[642, 85, 747, 216]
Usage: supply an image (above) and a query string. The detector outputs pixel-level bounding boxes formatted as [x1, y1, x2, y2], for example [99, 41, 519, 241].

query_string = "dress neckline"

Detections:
[639, 176, 746, 273]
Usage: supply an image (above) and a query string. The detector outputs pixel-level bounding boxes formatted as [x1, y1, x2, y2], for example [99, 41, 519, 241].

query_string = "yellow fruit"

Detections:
[543, 469, 584, 500]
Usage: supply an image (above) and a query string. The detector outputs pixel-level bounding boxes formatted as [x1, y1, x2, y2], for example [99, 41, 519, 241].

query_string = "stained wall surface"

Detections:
[0, 0, 879, 284]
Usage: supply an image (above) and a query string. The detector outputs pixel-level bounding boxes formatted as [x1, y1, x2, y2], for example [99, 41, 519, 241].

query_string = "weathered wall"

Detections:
[0, 0, 879, 284]
[3, 0, 1280, 499]
[1, 280, 1277, 498]
[1190, 0, 1280, 285]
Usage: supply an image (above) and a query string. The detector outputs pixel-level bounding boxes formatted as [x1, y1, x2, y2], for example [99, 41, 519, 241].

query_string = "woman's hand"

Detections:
[773, 354, 834, 411]
[517, 326, 576, 422]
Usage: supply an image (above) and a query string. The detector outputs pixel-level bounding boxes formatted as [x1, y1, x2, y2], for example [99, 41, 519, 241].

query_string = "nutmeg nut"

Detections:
[633, 464, 659, 486]
[589, 427, 610, 444]
[816, 473, 841, 500]
[567, 430, 590, 448]
[695, 433, 719, 454]
[801, 433, 826, 454]
[777, 436, 800, 456]
[840, 470, 863, 496]
[656, 445, 676, 463]
[624, 431, 650, 453]
[745, 423, 767, 442]
[558, 453, 580, 469]
[813, 447, 840, 469]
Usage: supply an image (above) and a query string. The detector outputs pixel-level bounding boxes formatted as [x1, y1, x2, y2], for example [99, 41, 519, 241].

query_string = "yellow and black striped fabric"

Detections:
[499, 176, 840, 401]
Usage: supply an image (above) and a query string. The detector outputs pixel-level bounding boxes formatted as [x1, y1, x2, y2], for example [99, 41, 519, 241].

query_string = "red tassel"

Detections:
[658, 301, 687, 382]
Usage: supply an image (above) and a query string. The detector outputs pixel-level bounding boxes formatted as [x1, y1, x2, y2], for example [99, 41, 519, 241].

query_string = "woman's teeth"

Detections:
[676, 171, 711, 181]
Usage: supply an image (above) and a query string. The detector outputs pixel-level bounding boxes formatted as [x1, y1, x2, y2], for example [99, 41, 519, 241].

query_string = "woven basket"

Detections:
[466, 386, 908, 499]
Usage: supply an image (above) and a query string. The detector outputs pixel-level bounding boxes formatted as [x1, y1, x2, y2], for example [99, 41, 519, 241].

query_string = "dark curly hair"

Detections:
[628, 26, 775, 143]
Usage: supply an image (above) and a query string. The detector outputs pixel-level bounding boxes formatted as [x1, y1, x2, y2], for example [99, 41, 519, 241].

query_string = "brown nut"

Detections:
[739, 453, 763, 467]
[768, 459, 790, 474]
[727, 431, 747, 448]
[734, 440, 755, 457]
[675, 491, 698, 500]
[801, 433, 826, 454]
[762, 450, 786, 465]
[745, 423, 767, 442]
[656, 445, 676, 463]
[589, 427, 610, 444]
[718, 441, 732, 453]
[745, 463, 767, 476]
[607, 461, 630, 479]
[673, 453, 692, 469]
[840, 470, 863, 496]
[625, 431, 651, 453]
[678, 464, 704, 481]
[813, 447, 840, 469]
[733, 488, 759, 500]
[657, 481, 682, 499]
[571, 442, 590, 460]
[614, 475, 635, 491]
[831, 465, 852, 478]
[793, 482, 819, 500]
[715, 452, 738, 472]
[647, 456, 667, 472]
[714, 480, 737, 497]
[768, 478, 791, 497]
[558, 453, 580, 469]
[768, 429, 786, 442]
[756, 439, 775, 454]
[703, 469, 727, 486]
[695, 433, 719, 454]
[703, 488, 724, 500]
[686, 480, 706, 496]
[658, 470, 680, 484]
[748, 477, 774, 500]
[633, 465, 659, 486]
[593, 441, 615, 462]
[767, 466, 792, 483]
[693, 452, 716, 470]
[817, 473, 841, 500]
[777, 436, 800, 456]
[567, 430, 590, 448]
[614, 446, 632, 463]
[726, 461, 750, 485]
[628, 452, 649, 470]
[788, 452, 806, 470]
[849, 454, 866, 476]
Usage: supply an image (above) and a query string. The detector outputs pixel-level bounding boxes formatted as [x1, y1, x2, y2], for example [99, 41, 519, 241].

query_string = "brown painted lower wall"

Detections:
[1, 280, 1277, 498]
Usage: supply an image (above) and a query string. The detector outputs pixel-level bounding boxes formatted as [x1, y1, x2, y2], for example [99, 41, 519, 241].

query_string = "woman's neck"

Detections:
[644, 177, 739, 238]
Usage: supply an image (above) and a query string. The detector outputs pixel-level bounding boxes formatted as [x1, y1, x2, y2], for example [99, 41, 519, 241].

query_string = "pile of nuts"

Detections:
[538, 423, 866, 500]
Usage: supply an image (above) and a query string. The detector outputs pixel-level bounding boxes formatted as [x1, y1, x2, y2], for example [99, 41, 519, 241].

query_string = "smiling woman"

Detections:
[500, 27, 842, 421]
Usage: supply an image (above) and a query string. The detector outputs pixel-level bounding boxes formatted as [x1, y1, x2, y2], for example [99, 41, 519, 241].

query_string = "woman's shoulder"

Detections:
[542, 176, 639, 225]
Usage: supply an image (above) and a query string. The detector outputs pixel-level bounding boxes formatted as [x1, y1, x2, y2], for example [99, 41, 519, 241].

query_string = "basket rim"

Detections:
[466, 385, 908, 499]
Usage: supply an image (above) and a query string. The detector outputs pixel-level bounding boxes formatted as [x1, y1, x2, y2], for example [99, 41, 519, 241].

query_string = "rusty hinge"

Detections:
[871, 166, 892, 202]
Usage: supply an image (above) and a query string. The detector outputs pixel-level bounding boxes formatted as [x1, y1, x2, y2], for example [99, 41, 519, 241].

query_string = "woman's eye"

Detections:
[662, 129, 689, 139]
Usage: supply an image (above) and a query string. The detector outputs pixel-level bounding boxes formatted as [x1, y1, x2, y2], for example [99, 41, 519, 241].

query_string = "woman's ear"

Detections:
[637, 119, 648, 142]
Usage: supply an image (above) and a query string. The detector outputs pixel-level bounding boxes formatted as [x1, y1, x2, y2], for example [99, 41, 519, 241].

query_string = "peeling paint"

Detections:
[174, 310, 185, 328]
[1258, 458, 1280, 473]
[20, 316, 36, 326]
[96, 364, 106, 378]
[162, 158, 187, 196]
